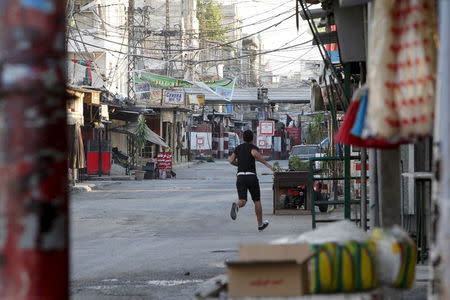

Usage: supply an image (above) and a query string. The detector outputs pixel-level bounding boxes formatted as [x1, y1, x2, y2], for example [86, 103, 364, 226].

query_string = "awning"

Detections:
[121, 123, 169, 148]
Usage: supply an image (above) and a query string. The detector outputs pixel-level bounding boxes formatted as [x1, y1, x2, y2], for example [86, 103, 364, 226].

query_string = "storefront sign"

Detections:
[190, 132, 212, 150]
[257, 135, 272, 149]
[134, 81, 152, 94]
[188, 94, 205, 105]
[163, 91, 184, 105]
[258, 121, 275, 136]
[157, 152, 173, 171]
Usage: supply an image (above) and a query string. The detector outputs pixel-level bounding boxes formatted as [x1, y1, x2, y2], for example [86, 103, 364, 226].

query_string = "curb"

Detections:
[85, 176, 134, 181]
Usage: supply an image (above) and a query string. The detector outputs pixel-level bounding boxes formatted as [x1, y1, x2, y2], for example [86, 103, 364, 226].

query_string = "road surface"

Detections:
[71, 160, 312, 299]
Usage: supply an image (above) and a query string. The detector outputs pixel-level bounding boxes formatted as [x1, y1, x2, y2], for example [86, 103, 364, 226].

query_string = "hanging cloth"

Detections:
[351, 90, 369, 137]
[334, 99, 362, 146]
[68, 123, 86, 169]
[367, 0, 437, 140]
[335, 86, 404, 149]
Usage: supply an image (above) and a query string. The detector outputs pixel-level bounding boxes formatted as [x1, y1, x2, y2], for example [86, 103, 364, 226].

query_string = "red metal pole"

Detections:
[0, 1, 69, 299]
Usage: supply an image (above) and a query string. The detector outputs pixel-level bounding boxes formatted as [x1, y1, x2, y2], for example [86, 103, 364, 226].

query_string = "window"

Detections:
[142, 141, 155, 158]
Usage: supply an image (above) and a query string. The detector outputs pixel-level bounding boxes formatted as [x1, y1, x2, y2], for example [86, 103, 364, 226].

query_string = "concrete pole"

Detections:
[368, 149, 380, 228]
[366, 0, 380, 230]
[360, 148, 368, 230]
[0, 1, 69, 299]
[377, 149, 402, 227]
[437, 0, 450, 298]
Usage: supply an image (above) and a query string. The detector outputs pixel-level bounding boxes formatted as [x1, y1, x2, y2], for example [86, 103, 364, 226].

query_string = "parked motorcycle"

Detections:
[283, 185, 307, 209]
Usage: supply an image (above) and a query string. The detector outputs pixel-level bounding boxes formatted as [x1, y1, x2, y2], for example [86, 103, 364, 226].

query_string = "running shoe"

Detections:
[258, 220, 269, 231]
[230, 202, 239, 220]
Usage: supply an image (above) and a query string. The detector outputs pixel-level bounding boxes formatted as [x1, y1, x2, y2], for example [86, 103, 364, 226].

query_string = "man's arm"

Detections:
[228, 153, 238, 166]
[251, 149, 274, 171]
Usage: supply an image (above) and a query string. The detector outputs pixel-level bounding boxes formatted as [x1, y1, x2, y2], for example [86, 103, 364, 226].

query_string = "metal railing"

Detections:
[309, 155, 368, 229]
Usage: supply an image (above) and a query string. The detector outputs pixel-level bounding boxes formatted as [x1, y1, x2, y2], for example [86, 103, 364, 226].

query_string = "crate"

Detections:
[273, 171, 310, 215]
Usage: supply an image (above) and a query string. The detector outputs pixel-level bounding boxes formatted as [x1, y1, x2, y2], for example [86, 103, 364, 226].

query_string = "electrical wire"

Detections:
[68, 21, 107, 83]
[67, 1, 317, 86]
[297, 0, 351, 129]
[69, 23, 299, 54]
[68, 33, 314, 79]
[298, 0, 349, 107]
[106, 24, 129, 89]
[268, 47, 315, 72]
[69, 12, 297, 57]
[80, 0, 293, 33]
[69, 7, 296, 49]
[191, 39, 312, 63]
[69, 19, 296, 51]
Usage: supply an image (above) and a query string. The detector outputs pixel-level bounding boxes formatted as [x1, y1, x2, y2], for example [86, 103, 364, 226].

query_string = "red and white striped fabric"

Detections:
[367, 0, 437, 140]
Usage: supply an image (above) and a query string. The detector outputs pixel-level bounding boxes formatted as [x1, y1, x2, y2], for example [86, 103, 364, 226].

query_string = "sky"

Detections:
[220, 0, 322, 76]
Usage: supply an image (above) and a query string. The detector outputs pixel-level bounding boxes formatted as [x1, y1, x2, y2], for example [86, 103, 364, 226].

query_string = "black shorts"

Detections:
[236, 175, 260, 202]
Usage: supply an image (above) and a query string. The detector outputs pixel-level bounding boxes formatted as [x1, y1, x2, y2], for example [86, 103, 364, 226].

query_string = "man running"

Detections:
[228, 130, 274, 231]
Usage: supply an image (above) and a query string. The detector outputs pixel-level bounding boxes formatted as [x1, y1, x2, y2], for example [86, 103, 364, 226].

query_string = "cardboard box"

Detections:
[227, 243, 312, 298]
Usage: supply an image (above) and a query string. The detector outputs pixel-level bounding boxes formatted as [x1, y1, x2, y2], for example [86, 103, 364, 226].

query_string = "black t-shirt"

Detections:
[234, 142, 259, 173]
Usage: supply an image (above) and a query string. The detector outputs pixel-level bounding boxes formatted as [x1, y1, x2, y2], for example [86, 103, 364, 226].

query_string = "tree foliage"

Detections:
[133, 114, 148, 157]
[289, 156, 309, 170]
[197, 0, 227, 42]
[305, 114, 325, 144]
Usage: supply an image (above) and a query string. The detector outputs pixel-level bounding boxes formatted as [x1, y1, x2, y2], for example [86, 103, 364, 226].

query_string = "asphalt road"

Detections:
[70, 160, 312, 300]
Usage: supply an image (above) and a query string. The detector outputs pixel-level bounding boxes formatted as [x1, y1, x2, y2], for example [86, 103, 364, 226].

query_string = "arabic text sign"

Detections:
[258, 121, 275, 136]
[136, 73, 190, 89]
[163, 91, 184, 105]
[134, 73, 236, 101]
[257, 135, 272, 149]
[157, 152, 173, 171]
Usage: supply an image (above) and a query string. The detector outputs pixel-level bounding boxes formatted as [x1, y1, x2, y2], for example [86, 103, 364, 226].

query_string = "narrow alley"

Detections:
[1, 0, 448, 299]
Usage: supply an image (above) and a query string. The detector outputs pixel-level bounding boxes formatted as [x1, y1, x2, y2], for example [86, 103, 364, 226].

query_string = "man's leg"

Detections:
[249, 176, 269, 231]
[237, 199, 246, 208]
[231, 177, 247, 220]
[254, 200, 263, 227]
[253, 199, 269, 231]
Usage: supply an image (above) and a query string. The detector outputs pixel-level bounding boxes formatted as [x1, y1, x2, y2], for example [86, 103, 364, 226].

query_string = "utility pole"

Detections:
[180, 24, 185, 78]
[128, 0, 136, 101]
[165, 0, 172, 76]
[0, 1, 69, 299]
